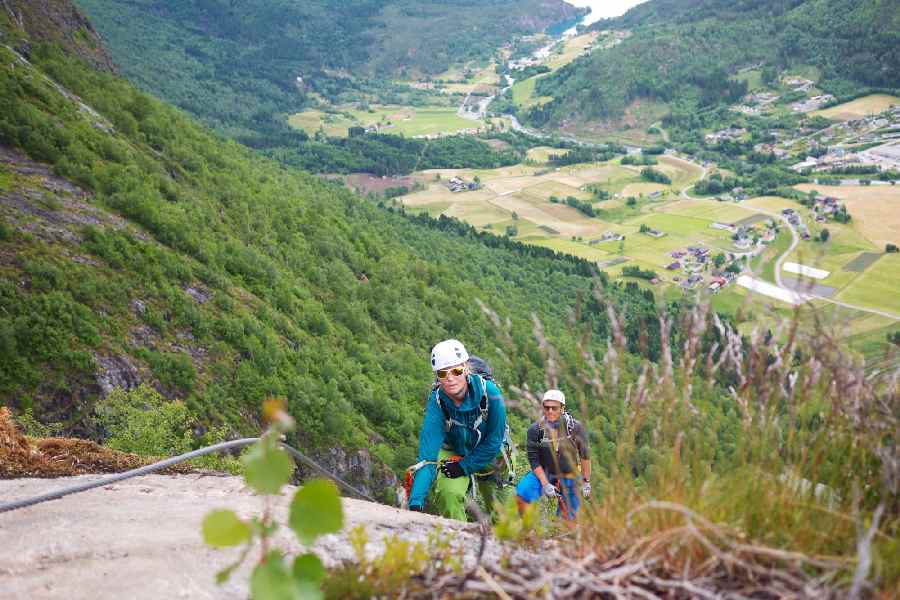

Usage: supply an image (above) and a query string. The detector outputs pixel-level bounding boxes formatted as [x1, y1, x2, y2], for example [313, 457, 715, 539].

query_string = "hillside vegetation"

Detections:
[529, 0, 900, 128]
[73, 0, 579, 161]
[0, 9, 687, 492]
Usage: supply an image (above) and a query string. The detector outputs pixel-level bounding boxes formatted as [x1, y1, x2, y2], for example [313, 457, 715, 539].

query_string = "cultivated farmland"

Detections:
[795, 184, 900, 247]
[288, 105, 478, 138]
[811, 94, 900, 121]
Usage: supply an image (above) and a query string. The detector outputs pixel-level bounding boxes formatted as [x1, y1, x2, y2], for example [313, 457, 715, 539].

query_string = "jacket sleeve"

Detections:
[458, 381, 506, 475]
[574, 421, 591, 459]
[409, 391, 445, 508]
[526, 423, 542, 470]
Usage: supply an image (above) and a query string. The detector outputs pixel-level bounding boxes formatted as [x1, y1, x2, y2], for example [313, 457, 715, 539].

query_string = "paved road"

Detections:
[740, 205, 900, 320]
[676, 163, 900, 320]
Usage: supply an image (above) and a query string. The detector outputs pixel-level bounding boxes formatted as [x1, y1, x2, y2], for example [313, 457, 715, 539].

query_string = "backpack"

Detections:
[538, 411, 578, 455]
[433, 356, 517, 487]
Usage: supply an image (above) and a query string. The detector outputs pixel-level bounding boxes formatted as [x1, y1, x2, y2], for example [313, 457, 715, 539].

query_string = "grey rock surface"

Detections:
[0, 475, 504, 600]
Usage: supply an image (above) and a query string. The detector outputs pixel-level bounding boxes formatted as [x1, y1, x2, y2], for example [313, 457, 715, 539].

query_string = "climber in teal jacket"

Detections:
[408, 339, 507, 521]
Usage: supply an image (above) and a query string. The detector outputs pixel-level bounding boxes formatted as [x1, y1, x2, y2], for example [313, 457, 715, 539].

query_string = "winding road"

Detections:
[671, 151, 899, 320]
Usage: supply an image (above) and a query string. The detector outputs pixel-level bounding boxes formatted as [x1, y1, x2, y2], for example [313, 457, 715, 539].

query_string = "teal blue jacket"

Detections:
[409, 375, 506, 508]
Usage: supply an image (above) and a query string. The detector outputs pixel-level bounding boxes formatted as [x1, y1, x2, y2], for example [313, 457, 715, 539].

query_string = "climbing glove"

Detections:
[542, 482, 558, 498]
[582, 481, 592, 498]
[439, 459, 465, 479]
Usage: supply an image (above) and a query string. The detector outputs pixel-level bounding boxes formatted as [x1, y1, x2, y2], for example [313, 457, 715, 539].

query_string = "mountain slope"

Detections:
[528, 0, 900, 127]
[73, 0, 581, 146]
[0, 4, 676, 492]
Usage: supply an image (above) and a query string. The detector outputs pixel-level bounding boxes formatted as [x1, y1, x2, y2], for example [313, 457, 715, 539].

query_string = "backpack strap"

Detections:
[434, 376, 489, 438]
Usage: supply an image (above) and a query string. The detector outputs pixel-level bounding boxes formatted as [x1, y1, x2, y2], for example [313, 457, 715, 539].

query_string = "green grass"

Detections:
[836, 254, 900, 315]
[753, 230, 791, 284]
[732, 69, 764, 92]
[512, 76, 553, 109]
[0, 168, 11, 192]
[289, 105, 477, 138]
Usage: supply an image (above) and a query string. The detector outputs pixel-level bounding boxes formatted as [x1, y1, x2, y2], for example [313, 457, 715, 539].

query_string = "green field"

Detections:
[836, 255, 900, 315]
[732, 69, 764, 92]
[288, 105, 478, 138]
[512, 76, 553, 109]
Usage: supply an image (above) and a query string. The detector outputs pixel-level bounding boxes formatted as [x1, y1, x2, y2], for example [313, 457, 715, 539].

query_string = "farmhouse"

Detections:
[446, 176, 479, 193]
[599, 231, 625, 242]
[666, 261, 682, 271]
[705, 128, 747, 144]
[791, 94, 835, 113]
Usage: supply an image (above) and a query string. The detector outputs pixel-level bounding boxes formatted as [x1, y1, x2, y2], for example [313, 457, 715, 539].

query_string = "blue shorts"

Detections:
[515, 471, 581, 520]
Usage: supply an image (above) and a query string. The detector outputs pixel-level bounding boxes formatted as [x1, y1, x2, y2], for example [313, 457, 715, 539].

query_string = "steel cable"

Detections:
[0, 437, 377, 514]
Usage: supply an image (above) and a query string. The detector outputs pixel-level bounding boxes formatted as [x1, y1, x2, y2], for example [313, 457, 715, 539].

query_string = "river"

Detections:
[565, 0, 650, 28]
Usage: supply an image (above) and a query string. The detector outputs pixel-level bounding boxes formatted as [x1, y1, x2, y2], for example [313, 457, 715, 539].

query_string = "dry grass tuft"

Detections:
[0, 407, 192, 477]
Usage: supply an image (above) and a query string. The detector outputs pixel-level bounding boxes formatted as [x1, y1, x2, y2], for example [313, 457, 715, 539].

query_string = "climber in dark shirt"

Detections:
[515, 389, 591, 520]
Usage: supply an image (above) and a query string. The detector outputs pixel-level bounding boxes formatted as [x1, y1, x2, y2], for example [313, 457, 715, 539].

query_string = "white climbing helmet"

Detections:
[430, 339, 469, 371]
[542, 389, 566, 405]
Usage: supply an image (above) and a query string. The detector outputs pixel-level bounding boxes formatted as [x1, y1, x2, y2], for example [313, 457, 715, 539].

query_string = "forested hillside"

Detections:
[528, 0, 900, 127]
[0, 4, 682, 492]
[72, 0, 579, 159]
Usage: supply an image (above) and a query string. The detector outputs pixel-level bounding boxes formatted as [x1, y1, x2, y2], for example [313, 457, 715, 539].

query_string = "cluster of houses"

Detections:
[445, 176, 480, 193]
[810, 195, 845, 222]
[704, 127, 747, 144]
[784, 77, 815, 93]
[589, 230, 626, 245]
[715, 187, 749, 202]
[732, 223, 775, 249]
[782, 208, 811, 240]
[666, 245, 740, 292]
[791, 94, 835, 113]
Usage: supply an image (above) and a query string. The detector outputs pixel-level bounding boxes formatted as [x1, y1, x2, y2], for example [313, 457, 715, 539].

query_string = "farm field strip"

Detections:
[811, 94, 900, 121]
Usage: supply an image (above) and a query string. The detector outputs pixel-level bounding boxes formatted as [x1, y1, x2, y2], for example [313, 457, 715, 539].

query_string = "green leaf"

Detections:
[292, 553, 325, 584]
[202, 509, 252, 548]
[243, 442, 294, 495]
[288, 479, 344, 545]
[250, 552, 323, 600]
[250, 552, 295, 600]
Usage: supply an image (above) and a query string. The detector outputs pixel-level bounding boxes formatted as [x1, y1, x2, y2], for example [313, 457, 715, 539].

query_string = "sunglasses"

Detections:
[436, 366, 466, 379]
[542, 404, 562, 412]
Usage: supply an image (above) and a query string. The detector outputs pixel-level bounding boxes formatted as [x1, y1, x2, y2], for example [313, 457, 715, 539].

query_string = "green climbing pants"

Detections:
[432, 448, 513, 522]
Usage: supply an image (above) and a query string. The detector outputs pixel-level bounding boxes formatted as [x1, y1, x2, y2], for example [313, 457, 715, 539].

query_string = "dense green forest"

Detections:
[72, 0, 579, 170]
[528, 0, 900, 127]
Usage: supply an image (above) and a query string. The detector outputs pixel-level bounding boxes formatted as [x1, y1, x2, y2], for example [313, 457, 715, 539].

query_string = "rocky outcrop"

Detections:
[94, 355, 142, 398]
[2, 0, 116, 73]
[0, 475, 523, 600]
[303, 445, 398, 502]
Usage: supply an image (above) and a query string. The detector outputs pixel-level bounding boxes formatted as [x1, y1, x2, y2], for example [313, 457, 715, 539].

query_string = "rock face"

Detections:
[94, 354, 142, 398]
[0, 475, 523, 600]
[304, 445, 398, 502]
[2, 0, 117, 73]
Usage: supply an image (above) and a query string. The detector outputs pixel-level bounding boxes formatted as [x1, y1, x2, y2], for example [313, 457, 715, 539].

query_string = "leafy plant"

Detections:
[94, 384, 240, 472]
[202, 400, 343, 600]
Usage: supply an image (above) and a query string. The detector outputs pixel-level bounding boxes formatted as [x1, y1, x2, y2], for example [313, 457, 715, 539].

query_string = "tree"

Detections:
[714, 253, 726, 268]
[819, 229, 830, 243]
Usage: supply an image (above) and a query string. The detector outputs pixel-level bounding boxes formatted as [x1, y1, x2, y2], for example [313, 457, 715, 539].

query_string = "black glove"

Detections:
[409, 505, 424, 512]
[439, 459, 465, 479]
